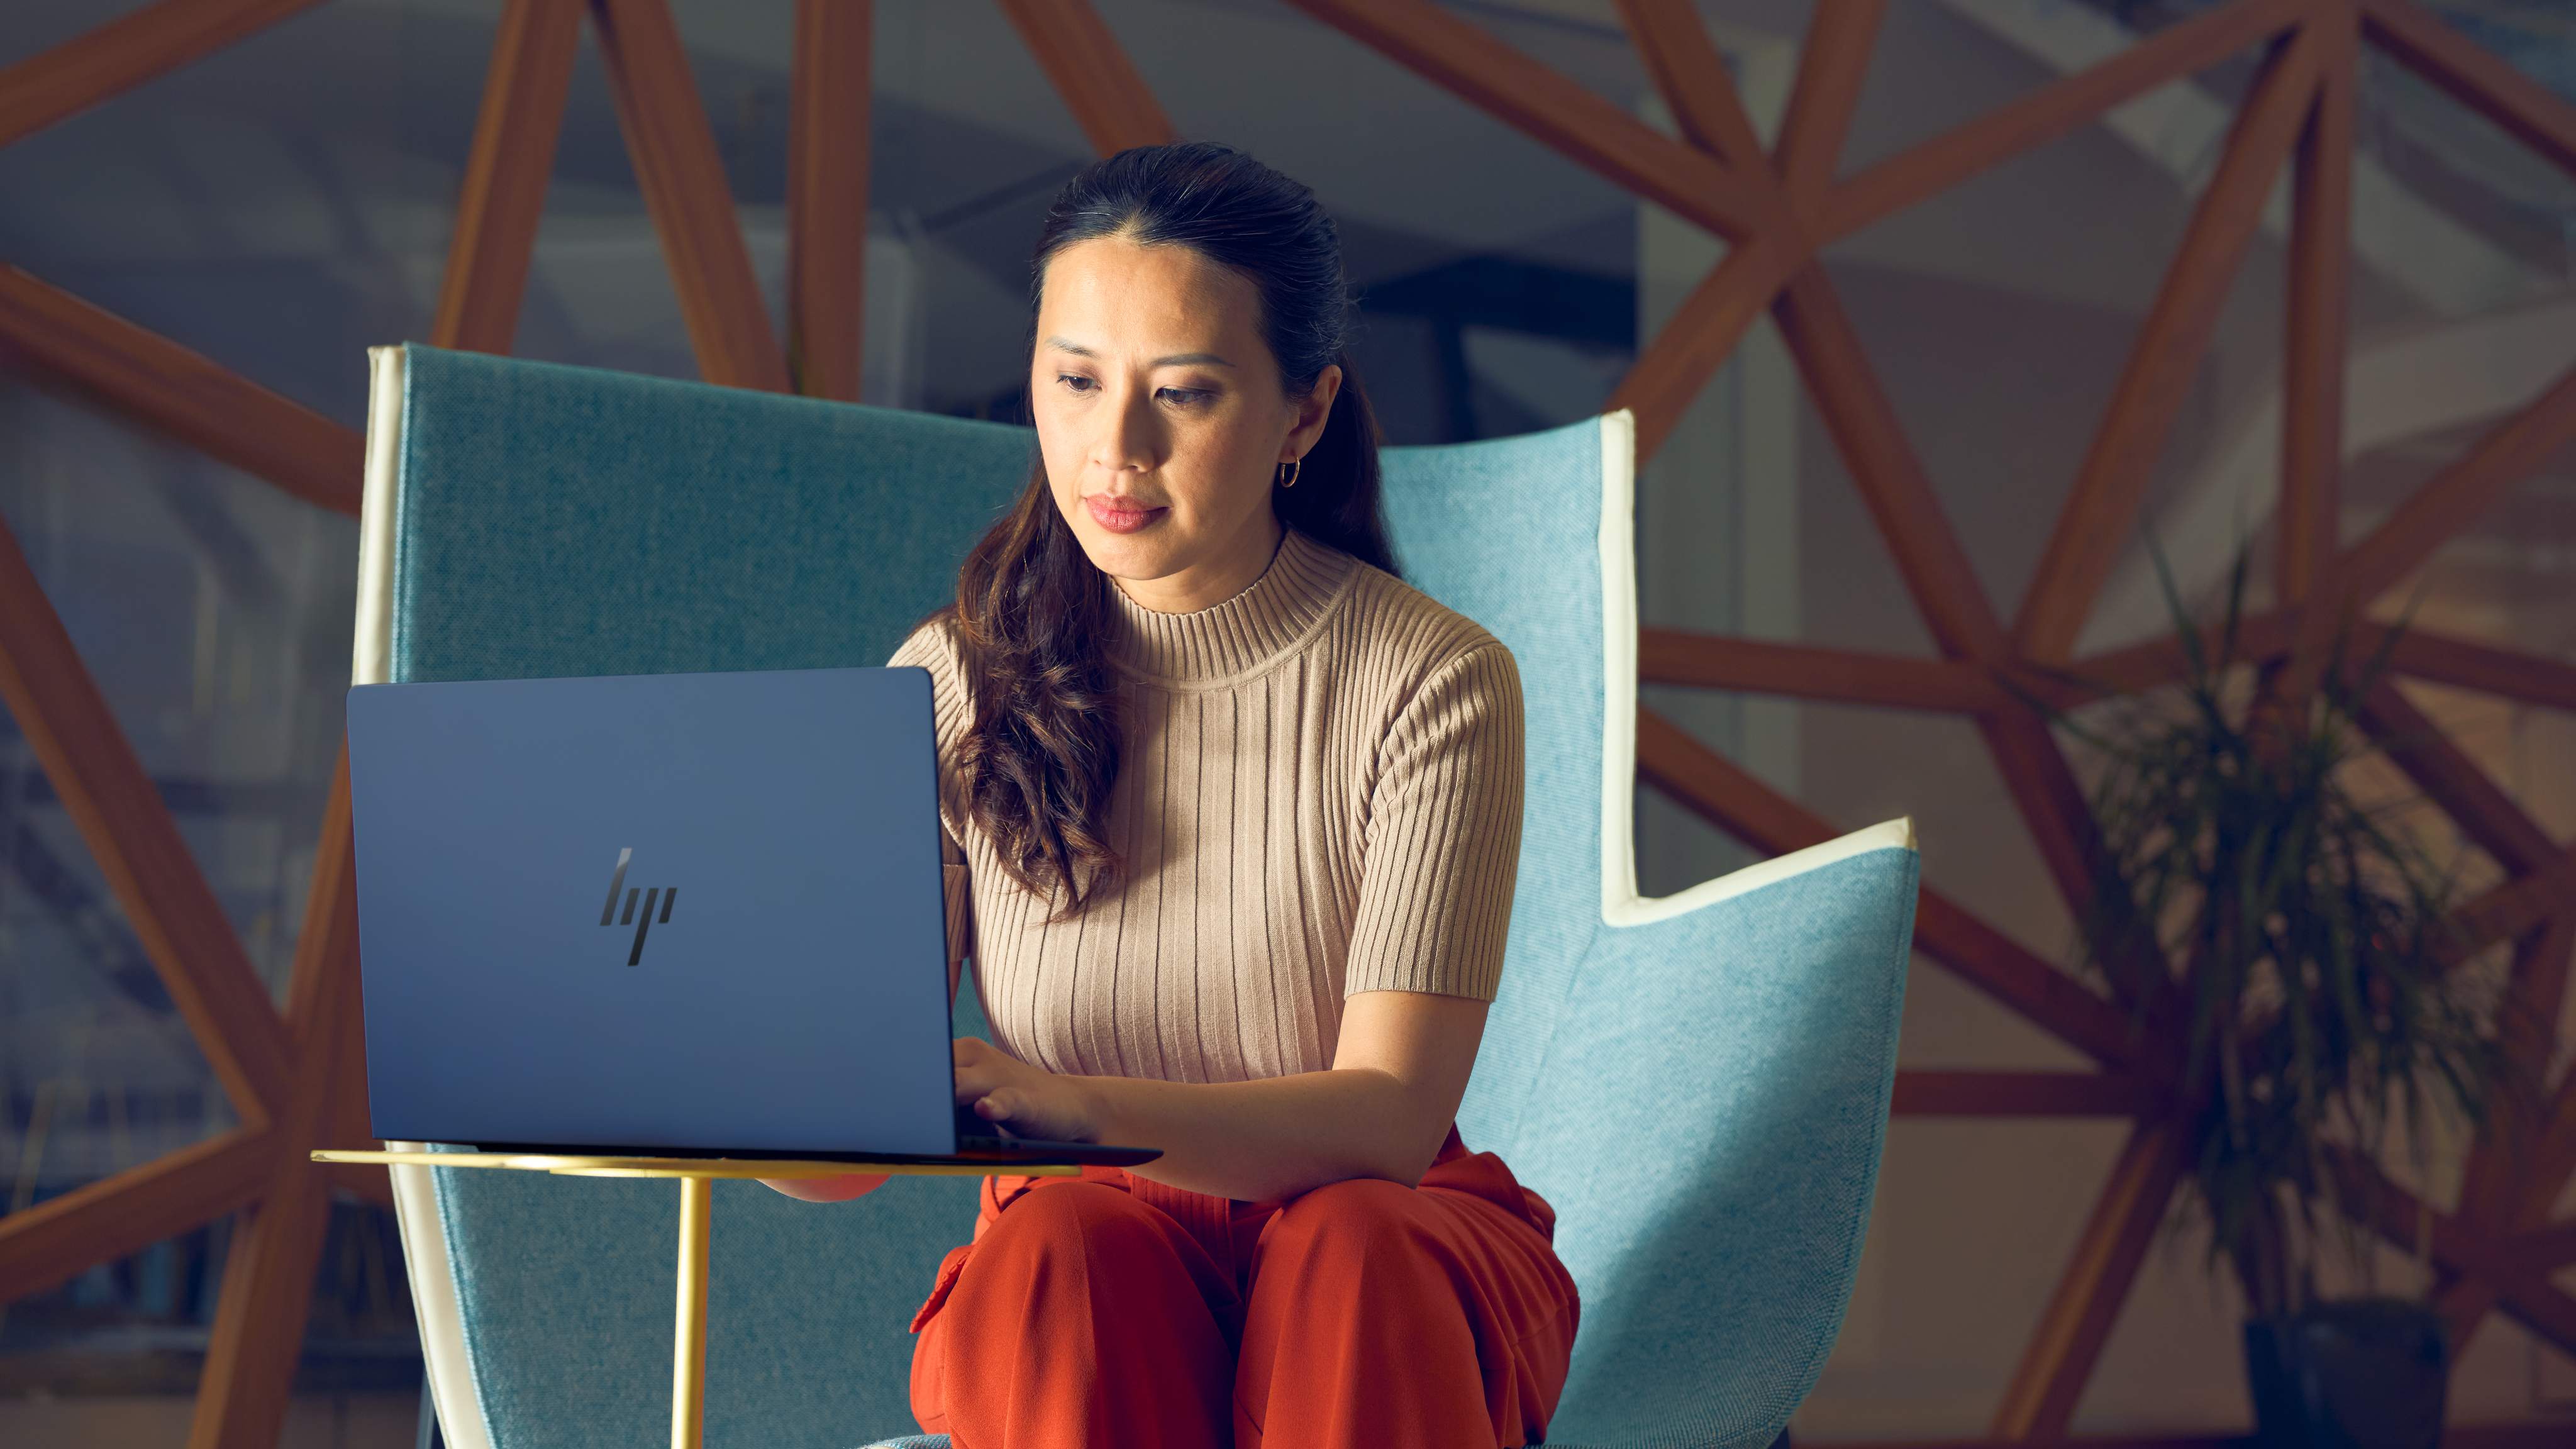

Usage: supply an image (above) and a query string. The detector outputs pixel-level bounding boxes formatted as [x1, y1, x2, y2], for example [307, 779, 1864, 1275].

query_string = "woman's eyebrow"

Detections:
[1042, 336, 1232, 369]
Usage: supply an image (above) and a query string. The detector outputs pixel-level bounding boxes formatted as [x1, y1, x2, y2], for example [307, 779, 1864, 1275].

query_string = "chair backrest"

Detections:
[1384, 420, 1917, 1447]
[365, 344, 1914, 1449]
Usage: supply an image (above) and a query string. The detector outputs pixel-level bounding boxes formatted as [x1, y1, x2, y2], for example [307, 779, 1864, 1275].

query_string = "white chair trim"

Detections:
[1592, 409, 1914, 930]
[358, 343, 496, 1449]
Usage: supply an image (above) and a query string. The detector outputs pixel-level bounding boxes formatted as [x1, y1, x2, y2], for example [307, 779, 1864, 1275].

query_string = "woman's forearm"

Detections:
[1080, 1065, 1444, 1201]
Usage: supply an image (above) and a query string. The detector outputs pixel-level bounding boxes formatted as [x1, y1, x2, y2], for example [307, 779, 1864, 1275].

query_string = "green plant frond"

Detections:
[2143, 529, 2210, 683]
[2043, 543, 2512, 1314]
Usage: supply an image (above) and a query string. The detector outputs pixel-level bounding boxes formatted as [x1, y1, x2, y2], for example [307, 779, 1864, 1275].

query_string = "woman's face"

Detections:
[1030, 235, 1339, 614]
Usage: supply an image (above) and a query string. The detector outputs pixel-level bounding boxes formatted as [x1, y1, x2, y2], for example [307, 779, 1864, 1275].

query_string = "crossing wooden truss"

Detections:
[1, 0, 2573, 1443]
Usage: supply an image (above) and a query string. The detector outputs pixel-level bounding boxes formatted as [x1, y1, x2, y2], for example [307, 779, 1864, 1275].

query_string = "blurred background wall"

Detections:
[2, 1, 2573, 1444]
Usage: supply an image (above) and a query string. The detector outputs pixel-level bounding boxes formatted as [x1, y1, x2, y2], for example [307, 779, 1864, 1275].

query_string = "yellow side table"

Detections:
[315, 1148, 1074, 1449]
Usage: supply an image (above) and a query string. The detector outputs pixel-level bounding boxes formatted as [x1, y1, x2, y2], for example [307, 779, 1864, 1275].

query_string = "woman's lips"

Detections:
[1084, 494, 1168, 535]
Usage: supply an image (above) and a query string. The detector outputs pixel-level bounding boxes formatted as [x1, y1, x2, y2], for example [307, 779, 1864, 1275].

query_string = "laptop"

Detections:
[344, 665, 1157, 1170]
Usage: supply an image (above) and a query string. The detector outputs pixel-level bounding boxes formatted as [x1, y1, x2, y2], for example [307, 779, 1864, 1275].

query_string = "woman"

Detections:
[767, 142, 1576, 1449]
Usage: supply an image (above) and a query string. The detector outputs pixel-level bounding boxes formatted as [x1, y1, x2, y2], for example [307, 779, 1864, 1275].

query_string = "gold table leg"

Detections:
[673, 1175, 712, 1449]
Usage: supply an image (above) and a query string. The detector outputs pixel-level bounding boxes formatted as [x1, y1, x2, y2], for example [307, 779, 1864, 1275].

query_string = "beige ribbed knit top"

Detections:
[887, 526, 1524, 1085]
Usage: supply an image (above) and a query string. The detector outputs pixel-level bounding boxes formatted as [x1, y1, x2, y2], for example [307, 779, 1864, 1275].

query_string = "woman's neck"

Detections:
[1108, 511, 1286, 615]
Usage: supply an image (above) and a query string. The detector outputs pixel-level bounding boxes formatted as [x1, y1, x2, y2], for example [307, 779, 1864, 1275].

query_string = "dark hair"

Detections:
[945, 142, 1397, 919]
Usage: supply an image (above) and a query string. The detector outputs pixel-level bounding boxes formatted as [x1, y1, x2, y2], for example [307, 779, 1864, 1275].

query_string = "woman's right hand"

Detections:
[757, 1171, 889, 1202]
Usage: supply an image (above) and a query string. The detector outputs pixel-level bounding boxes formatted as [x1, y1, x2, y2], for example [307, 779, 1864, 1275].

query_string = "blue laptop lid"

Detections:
[345, 666, 953, 1157]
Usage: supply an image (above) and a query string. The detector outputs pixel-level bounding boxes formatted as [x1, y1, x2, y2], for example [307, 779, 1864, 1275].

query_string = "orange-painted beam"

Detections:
[588, 0, 792, 393]
[2280, 8, 2353, 609]
[2336, 362, 2576, 609]
[789, 0, 872, 402]
[0, 514, 295, 1120]
[1612, 236, 1799, 462]
[0, 1128, 274, 1305]
[0, 265, 362, 515]
[433, 0, 583, 355]
[1821, 0, 2306, 241]
[1637, 707, 2152, 1069]
[2360, 0, 2576, 176]
[188, 752, 363, 1449]
[2015, 29, 2321, 663]
[1640, 629, 2004, 713]
[1278, 0, 1765, 243]
[1770, 266, 2008, 661]
[995, 0, 1175, 158]
[0, 0, 329, 149]
[1611, 0, 1767, 171]
[1991, 1119, 2190, 1441]
[1772, 0, 1883, 202]
[1892, 1070, 2160, 1118]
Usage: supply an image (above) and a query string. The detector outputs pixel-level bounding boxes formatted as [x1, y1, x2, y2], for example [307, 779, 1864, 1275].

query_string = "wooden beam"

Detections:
[1611, 0, 1767, 170]
[587, 0, 792, 393]
[432, 0, 583, 355]
[2018, 608, 2297, 709]
[2014, 30, 2321, 664]
[2509, 1023, 2576, 1223]
[1611, 236, 1798, 462]
[1277, 0, 1766, 242]
[0, 514, 294, 1121]
[2360, 0, 2576, 177]
[1975, 710, 2119, 936]
[2334, 360, 2576, 609]
[994, 0, 1174, 158]
[1770, 265, 2008, 660]
[1820, 0, 2306, 242]
[1636, 706, 2152, 1069]
[2433, 1012, 2576, 1352]
[2490, 1218, 2576, 1280]
[0, 265, 362, 515]
[2353, 679, 2558, 877]
[789, 0, 871, 402]
[189, 752, 362, 1449]
[2376, 625, 2576, 715]
[1635, 703, 1826, 857]
[1909, 891, 2159, 1074]
[187, 1053, 341, 1449]
[2280, 9, 2353, 609]
[0, 1128, 274, 1305]
[2452, 852, 2576, 964]
[318, 753, 381, 1217]
[0, 0, 328, 150]
[1772, 0, 1883, 202]
[1640, 628, 2003, 712]
[2458, 916, 2576, 1235]
[1892, 1070, 2158, 1118]
[2329, 1146, 2576, 1363]
[2437, 1270, 2508, 1362]
[1992, 1118, 2190, 1441]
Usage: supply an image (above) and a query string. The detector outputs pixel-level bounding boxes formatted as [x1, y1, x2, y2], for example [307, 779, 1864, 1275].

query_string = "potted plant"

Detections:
[2051, 560, 2520, 1449]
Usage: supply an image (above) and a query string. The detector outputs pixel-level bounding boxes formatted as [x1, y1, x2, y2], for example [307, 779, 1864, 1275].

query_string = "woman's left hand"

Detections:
[953, 1037, 1102, 1143]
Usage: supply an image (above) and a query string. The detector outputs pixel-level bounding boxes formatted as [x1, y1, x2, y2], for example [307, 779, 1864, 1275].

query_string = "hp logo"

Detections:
[599, 848, 677, 965]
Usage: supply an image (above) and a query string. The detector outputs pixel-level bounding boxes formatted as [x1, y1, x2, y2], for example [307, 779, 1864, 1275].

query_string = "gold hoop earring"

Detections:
[1277, 458, 1301, 489]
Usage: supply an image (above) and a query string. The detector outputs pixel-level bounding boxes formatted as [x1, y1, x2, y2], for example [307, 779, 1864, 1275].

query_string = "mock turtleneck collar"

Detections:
[1105, 526, 1359, 685]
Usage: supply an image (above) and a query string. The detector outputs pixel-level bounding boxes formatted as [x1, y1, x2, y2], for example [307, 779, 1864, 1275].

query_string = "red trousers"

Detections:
[907, 1129, 1579, 1448]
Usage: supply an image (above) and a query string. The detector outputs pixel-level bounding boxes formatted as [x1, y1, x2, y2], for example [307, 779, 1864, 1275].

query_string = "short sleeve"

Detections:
[892, 619, 976, 994]
[1342, 642, 1526, 1001]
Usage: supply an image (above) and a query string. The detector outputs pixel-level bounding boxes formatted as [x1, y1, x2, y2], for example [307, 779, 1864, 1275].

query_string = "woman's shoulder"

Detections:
[1334, 551, 1516, 687]
[887, 610, 976, 753]
[887, 609, 965, 675]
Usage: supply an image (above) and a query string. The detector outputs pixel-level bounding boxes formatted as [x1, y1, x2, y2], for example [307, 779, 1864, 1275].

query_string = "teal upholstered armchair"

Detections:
[358, 343, 1917, 1449]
